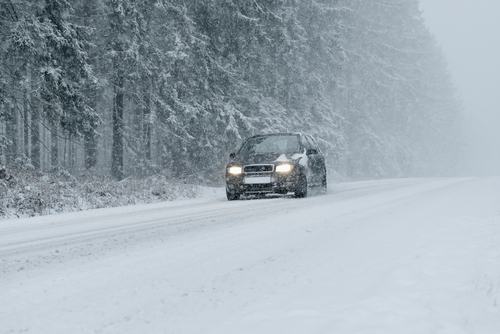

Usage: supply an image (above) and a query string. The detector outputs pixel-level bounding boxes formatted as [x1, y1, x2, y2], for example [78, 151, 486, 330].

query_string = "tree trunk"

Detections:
[83, 0, 98, 170]
[84, 131, 97, 169]
[23, 93, 29, 158]
[111, 73, 124, 180]
[144, 88, 151, 162]
[31, 106, 40, 170]
[51, 120, 58, 169]
[5, 103, 18, 165]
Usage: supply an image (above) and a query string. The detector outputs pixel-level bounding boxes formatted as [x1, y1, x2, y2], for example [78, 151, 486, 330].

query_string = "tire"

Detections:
[226, 190, 240, 201]
[319, 173, 327, 194]
[294, 174, 308, 198]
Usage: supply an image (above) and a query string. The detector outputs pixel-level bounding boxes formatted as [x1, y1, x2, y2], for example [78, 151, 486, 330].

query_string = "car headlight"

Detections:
[276, 164, 292, 172]
[228, 166, 242, 174]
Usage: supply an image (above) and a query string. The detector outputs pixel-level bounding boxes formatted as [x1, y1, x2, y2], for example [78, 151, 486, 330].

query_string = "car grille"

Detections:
[244, 164, 274, 174]
[243, 183, 275, 193]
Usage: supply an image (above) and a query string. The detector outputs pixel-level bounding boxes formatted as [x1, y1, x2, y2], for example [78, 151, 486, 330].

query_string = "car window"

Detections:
[305, 135, 319, 151]
[302, 135, 314, 150]
[238, 135, 301, 155]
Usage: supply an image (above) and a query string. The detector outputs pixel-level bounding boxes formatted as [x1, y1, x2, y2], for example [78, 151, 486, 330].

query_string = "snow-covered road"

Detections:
[1, 178, 500, 333]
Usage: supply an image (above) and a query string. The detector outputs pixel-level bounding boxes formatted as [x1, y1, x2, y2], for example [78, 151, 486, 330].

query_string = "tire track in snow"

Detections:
[0, 178, 472, 280]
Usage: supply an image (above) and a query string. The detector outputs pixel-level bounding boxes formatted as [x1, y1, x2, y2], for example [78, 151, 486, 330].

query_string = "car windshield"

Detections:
[238, 135, 301, 155]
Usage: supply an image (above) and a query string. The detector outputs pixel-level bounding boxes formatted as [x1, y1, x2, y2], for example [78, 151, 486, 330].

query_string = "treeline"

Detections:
[0, 0, 462, 182]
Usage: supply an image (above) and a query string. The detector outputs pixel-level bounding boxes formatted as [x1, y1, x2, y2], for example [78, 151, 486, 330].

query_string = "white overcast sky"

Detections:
[418, 0, 500, 176]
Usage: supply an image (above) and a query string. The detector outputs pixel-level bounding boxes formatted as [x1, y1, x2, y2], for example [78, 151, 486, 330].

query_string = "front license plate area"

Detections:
[244, 176, 271, 184]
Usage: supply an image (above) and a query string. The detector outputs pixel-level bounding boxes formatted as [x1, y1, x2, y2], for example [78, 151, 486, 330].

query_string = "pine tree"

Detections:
[2, 0, 99, 171]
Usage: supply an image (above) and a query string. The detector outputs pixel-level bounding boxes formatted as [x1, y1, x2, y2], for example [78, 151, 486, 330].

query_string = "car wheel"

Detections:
[226, 190, 240, 201]
[294, 173, 308, 198]
[320, 173, 327, 194]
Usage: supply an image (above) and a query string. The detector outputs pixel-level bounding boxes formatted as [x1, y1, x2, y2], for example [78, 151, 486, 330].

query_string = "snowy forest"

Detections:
[0, 0, 462, 217]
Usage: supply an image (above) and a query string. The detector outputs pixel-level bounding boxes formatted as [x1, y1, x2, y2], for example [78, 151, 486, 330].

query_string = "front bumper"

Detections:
[226, 170, 300, 196]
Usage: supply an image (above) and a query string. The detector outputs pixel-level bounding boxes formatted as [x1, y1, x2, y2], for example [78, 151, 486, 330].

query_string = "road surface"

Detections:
[1, 177, 499, 333]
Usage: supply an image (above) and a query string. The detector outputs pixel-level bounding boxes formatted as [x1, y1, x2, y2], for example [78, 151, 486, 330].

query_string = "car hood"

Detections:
[231, 153, 305, 166]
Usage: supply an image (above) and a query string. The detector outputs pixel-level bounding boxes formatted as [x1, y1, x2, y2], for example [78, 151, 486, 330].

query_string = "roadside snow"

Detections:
[1, 178, 499, 333]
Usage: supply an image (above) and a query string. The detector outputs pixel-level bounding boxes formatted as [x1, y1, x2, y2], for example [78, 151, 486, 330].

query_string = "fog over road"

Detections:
[1, 178, 500, 333]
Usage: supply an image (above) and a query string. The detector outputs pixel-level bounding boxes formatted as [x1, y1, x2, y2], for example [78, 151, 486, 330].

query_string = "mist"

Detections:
[419, 0, 500, 176]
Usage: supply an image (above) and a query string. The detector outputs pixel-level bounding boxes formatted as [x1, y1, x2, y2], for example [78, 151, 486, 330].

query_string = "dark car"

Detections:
[225, 132, 327, 200]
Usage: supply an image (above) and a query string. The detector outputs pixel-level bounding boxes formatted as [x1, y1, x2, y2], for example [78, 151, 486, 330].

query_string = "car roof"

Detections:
[250, 132, 304, 138]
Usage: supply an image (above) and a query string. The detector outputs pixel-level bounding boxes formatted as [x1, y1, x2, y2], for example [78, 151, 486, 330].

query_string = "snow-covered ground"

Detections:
[1, 178, 499, 333]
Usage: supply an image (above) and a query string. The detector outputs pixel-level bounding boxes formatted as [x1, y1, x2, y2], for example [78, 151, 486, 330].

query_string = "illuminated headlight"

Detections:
[228, 166, 242, 174]
[276, 164, 292, 172]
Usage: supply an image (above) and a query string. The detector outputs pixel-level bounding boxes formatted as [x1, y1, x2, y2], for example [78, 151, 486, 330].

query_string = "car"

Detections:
[225, 132, 327, 200]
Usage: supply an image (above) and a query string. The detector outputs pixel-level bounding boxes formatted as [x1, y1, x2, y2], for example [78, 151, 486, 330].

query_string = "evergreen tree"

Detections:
[1, 0, 99, 170]
[0, 0, 463, 180]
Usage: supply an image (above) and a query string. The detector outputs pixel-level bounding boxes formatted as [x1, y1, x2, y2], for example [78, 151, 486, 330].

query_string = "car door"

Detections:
[303, 135, 325, 186]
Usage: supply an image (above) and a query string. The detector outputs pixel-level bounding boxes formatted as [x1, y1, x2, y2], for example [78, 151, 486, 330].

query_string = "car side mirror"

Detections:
[229, 153, 236, 159]
[306, 148, 318, 155]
